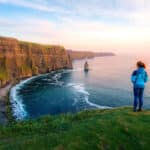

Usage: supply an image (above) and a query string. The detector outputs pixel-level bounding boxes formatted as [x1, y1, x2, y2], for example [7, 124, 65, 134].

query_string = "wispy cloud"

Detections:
[0, 0, 69, 14]
[0, 17, 149, 52]
[0, 0, 150, 18]
[0, 0, 150, 26]
[0, 0, 150, 53]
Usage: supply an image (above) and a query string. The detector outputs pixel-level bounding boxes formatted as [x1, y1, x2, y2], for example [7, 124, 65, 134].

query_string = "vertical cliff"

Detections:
[0, 37, 72, 87]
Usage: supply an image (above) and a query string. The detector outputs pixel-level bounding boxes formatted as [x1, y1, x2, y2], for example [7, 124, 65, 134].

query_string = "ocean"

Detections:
[10, 54, 150, 120]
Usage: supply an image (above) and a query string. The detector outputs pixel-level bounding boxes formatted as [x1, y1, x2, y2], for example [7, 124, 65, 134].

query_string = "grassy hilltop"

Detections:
[0, 107, 149, 150]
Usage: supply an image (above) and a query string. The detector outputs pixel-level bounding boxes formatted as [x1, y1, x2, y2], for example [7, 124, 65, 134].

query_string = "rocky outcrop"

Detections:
[0, 36, 72, 87]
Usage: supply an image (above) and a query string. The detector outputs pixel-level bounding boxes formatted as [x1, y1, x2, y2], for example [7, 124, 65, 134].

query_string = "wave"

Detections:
[10, 71, 65, 120]
[49, 72, 64, 86]
[72, 98, 78, 106]
[67, 83, 111, 109]
[10, 77, 36, 120]
[10, 68, 110, 120]
[10, 72, 53, 120]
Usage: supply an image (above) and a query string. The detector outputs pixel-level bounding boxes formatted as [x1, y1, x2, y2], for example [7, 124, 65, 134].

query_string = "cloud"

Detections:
[0, 0, 150, 53]
[0, 0, 70, 14]
[0, 16, 150, 53]
[0, 0, 150, 28]
[0, 0, 150, 24]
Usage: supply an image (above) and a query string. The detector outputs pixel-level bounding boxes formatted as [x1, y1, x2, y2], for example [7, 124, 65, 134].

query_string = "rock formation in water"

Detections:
[67, 50, 115, 60]
[0, 36, 72, 87]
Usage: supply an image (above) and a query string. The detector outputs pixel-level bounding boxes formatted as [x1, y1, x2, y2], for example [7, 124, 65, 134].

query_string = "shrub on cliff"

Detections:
[32, 66, 39, 75]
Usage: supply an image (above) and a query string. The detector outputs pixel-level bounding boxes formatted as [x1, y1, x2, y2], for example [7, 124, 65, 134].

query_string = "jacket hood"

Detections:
[137, 67, 145, 73]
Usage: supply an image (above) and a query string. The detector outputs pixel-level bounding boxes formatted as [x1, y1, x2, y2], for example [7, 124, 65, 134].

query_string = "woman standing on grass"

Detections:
[131, 61, 149, 112]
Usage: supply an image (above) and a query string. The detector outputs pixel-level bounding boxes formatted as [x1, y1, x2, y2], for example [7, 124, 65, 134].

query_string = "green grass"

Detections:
[0, 107, 149, 150]
[19, 40, 65, 50]
[5, 91, 15, 123]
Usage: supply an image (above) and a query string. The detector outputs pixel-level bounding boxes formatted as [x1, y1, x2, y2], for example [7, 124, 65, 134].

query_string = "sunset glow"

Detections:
[0, 0, 150, 53]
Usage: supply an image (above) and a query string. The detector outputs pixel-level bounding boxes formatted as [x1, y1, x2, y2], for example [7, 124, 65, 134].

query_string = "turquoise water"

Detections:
[10, 55, 150, 120]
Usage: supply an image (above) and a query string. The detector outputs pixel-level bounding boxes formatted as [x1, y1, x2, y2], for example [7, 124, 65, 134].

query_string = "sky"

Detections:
[0, 0, 150, 54]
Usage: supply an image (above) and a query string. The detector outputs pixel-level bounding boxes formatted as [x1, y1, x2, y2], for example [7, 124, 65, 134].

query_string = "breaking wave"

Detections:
[67, 83, 111, 109]
[10, 76, 36, 120]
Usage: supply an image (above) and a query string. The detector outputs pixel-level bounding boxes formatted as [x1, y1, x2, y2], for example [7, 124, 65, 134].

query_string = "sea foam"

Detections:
[67, 83, 111, 109]
[10, 71, 64, 120]
[10, 75, 43, 120]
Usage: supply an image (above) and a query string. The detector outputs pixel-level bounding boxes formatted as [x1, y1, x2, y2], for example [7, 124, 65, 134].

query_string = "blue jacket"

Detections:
[131, 67, 149, 88]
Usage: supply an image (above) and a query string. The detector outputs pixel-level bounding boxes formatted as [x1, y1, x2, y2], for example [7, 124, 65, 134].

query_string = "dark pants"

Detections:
[133, 88, 144, 111]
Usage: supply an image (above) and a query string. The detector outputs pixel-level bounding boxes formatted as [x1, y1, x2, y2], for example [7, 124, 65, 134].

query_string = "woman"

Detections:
[131, 61, 149, 112]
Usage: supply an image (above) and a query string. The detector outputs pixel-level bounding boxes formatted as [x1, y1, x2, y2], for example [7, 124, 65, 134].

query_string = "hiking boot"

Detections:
[137, 108, 142, 112]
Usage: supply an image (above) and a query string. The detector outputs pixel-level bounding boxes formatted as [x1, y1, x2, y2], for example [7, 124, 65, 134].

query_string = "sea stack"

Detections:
[84, 61, 89, 72]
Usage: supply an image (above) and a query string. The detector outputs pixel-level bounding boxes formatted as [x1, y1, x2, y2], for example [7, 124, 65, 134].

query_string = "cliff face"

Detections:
[0, 37, 72, 87]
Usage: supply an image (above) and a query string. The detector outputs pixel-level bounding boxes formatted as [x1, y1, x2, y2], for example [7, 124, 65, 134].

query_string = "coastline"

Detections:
[0, 74, 50, 124]
[0, 68, 129, 124]
[10, 70, 113, 121]
[0, 84, 11, 124]
[10, 74, 45, 121]
[1, 62, 140, 124]
[0, 76, 37, 124]
[0, 69, 71, 123]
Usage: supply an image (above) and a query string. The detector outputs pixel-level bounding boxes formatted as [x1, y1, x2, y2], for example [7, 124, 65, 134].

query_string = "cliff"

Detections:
[94, 52, 115, 57]
[0, 36, 72, 87]
[67, 50, 95, 60]
[67, 50, 115, 60]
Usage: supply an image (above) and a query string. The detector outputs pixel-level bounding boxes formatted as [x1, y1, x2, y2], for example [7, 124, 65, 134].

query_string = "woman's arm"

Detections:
[131, 70, 137, 83]
[144, 72, 149, 82]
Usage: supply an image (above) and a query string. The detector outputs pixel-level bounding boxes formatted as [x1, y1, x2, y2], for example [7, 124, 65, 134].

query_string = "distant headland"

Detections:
[67, 50, 115, 60]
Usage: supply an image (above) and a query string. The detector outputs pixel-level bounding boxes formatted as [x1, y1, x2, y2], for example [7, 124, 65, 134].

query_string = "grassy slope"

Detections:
[0, 107, 149, 150]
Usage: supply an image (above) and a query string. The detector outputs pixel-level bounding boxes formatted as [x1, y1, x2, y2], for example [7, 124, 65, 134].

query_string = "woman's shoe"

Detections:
[137, 108, 142, 112]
